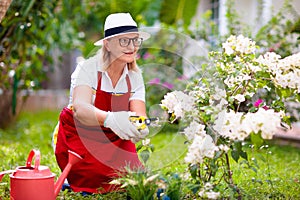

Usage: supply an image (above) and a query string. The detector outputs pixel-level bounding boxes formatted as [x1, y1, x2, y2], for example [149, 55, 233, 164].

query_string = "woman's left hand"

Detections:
[131, 126, 149, 143]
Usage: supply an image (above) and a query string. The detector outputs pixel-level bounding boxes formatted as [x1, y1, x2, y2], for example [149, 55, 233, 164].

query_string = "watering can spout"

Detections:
[54, 150, 82, 197]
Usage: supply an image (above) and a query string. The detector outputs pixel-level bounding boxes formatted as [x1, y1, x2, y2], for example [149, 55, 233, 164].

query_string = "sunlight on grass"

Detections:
[0, 110, 61, 173]
[146, 131, 187, 171]
[230, 144, 300, 199]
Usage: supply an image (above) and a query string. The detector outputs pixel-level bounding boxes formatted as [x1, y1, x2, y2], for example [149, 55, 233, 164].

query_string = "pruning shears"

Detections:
[129, 116, 159, 130]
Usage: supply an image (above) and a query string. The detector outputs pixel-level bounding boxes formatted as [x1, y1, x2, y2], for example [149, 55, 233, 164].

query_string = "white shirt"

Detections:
[69, 52, 146, 105]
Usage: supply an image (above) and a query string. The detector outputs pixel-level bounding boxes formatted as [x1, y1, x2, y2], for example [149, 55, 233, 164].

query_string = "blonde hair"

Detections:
[101, 44, 139, 72]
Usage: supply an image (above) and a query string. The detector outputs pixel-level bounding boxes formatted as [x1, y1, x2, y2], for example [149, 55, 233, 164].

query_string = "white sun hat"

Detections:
[94, 13, 151, 46]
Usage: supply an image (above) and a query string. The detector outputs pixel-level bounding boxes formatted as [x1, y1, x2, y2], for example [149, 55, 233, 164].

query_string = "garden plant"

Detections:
[0, 109, 300, 199]
[1, 0, 300, 199]
[158, 34, 300, 199]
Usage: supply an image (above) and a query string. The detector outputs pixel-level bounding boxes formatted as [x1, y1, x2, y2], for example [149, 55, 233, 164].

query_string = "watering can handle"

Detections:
[26, 149, 40, 170]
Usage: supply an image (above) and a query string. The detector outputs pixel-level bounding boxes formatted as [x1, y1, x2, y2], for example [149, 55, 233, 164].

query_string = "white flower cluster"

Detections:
[160, 90, 197, 121]
[189, 84, 208, 100]
[198, 182, 220, 200]
[222, 35, 256, 55]
[213, 110, 246, 141]
[183, 121, 231, 165]
[257, 52, 300, 92]
[184, 134, 218, 165]
[224, 73, 252, 88]
[243, 108, 283, 139]
[182, 120, 206, 141]
[213, 108, 282, 141]
[211, 87, 226, 101]
[209, 87, 228, 109]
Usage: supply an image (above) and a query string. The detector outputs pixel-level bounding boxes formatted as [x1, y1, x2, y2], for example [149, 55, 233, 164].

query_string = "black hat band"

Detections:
[104, 26, 138, 38]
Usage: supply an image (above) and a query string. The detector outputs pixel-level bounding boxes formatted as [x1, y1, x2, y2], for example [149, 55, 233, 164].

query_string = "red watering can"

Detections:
[0, 149, 82, 200]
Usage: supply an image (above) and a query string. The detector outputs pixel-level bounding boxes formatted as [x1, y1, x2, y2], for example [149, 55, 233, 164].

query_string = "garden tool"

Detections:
[129, 116, 160, 131]
[0, 149, 82, 200]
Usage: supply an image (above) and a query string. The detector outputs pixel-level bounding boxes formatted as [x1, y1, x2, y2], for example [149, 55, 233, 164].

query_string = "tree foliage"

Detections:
[0, 0, 197, 128]
[160, 0, 199, 28]
[0, 0, 83, 127]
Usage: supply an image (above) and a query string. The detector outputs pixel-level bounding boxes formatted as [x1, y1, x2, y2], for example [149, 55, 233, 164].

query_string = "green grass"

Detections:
[0, 110, 300, 199]
[145, 124, 187, 172]
[0, 110, 61, 199]
[231, 144, 300, 199]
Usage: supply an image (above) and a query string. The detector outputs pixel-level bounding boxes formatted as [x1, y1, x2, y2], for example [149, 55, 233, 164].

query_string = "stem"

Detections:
[216, 157, 227, 185]
[225, 153, 242, 199]
[265, 149, 274, 189]
[206, 162, 212, 181]
[230, 73, 251, 97]
[231, 78, 251, 112]
[225, 153, 233, 185]
[194, 163, 202, 183]
[23, 0, 36, 16]
[236, 103, 241, 112]
[230, 84, 242, 96]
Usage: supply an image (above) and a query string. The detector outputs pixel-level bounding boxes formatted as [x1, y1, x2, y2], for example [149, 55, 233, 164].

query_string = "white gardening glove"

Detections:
[104, 111, 141, 140]
[139, 126, 149, 138]
[131, 126, 149, 143]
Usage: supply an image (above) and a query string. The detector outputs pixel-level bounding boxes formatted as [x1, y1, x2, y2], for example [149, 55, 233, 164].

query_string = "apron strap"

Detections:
[97, 71, 132, 93]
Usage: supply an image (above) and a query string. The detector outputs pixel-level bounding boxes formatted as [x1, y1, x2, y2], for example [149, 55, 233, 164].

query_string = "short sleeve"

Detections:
[73, 55, 99, 89]
[129, 70, 146, 102]
[68, 55, 99, 105]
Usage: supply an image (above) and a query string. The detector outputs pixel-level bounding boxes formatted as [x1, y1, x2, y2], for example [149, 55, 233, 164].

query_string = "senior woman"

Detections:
[54, 13, 150, 194]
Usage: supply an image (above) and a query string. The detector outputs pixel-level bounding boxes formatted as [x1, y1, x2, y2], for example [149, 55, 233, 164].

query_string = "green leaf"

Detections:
[231, 149, 240, 163]
[139, 149, 150, 164]
[248, 107, 257, 113]
[250, 166, 258, 173]
[149, 144, 155, 152]
[159, 0, 199, 27]
[250, 132, 264, 148]
[214, 150, 223, 159]
[240, 150, 248, 160]
[231, 141, 248, 162]
[136, 144, 143, 152]
[189, 164, 198, 179]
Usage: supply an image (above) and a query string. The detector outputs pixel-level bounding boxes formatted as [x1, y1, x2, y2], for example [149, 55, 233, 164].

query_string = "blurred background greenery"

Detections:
[0, 0, 201, 128]
[0, 0, 300, 199]
[0, 0, 299, 127]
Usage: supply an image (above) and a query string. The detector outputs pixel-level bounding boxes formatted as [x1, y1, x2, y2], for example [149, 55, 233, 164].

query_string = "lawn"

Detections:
[0, 110, 300, 199]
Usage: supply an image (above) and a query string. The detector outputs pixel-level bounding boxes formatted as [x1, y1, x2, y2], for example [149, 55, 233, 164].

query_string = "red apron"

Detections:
[55, 72, 142, 194]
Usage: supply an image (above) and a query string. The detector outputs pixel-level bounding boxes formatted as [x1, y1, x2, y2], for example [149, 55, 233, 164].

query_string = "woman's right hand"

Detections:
[104, 111, 142, 140]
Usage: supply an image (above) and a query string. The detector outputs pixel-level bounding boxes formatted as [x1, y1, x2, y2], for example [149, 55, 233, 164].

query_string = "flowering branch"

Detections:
[160, 34, 300, 198]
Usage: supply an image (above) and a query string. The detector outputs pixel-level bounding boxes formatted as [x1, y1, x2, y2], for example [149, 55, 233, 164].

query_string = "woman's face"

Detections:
[105, 33, 141, 63]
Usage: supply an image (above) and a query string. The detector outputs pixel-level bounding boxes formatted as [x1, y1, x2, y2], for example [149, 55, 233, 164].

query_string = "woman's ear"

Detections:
[103, 40, 110, 52]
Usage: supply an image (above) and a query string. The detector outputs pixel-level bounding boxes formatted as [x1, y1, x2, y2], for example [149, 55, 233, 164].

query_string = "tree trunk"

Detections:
[0, 0, 12, 22]
[0, 89, 23, 129]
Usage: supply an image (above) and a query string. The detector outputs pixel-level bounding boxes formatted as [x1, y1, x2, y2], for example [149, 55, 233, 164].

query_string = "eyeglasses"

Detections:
[118, 37, 143, 47]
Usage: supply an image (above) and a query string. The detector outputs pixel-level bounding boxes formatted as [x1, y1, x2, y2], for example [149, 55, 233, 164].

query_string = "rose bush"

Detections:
[160, 34, 300, 199]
